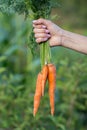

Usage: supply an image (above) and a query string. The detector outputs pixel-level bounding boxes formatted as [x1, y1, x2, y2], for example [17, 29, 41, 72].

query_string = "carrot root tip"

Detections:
[33, 112, 36, 117]
[51, 110, 54, 116]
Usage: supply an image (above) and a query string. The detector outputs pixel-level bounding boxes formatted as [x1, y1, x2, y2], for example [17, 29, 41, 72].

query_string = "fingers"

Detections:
[33, 24, 47, 29]
[33, 20, 51, 43]
[33, 18, 50, 27]
[33, 28, 50, 34]
[36, 37, 49, 43]
[35, 33, 51, 39]
[35, 33, 51, 43]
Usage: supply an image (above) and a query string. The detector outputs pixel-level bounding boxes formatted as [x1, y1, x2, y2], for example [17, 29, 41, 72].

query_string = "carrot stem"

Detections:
[40, 41, 51, 69]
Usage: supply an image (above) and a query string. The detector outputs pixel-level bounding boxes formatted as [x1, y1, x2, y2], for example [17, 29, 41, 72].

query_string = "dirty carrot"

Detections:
[48, 64, 56, 116]
[33, 72, 42, 116]
[41, 65, 48, 96]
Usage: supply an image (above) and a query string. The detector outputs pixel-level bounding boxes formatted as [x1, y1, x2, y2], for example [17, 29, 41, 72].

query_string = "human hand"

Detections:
[33, 18, 63, 46]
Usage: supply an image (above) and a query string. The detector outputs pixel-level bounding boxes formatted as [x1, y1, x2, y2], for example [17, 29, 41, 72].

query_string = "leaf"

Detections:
[0, 56, 6, 62]
[9, 74, 23, 83]
[4, 45, 23, 56]
[0, 27, 9, 42]
[0, 67, 6, 73]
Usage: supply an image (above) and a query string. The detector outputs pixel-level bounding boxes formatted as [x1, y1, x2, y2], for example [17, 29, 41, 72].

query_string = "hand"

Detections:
[33, 18, 63, 46]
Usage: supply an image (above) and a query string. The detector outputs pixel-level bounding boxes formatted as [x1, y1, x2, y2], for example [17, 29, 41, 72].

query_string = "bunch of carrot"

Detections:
[33, 63, 56, 116]
[27, 0, 57, 117]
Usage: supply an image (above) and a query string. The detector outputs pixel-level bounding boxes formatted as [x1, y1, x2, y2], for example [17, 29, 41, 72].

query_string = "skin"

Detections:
[33, 18, 87, 54]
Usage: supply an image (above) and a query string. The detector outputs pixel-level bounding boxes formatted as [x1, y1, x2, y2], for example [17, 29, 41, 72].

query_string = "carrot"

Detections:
[48, 64, 56, 116]
[33, 63, 56, 116]
[33, 72, 42, 116]
[41, 65, 48, 96]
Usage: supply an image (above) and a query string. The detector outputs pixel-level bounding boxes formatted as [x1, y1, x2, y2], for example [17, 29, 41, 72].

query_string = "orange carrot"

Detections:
[33, 72, 42, 116]
[41, 65, 48, 96]
[48, 64, 56, 116]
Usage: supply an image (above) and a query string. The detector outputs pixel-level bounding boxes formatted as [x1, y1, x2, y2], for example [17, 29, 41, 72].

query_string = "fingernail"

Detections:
[44, 37, 48, 41]
[33, 20, 37, 23]
[46, 30, 50, 33]
[47, 34, 51, 37]
[42, 25, 46, 28]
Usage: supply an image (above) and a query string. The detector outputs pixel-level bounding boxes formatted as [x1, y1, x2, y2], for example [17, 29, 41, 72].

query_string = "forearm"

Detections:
[61, 30, 87, 54]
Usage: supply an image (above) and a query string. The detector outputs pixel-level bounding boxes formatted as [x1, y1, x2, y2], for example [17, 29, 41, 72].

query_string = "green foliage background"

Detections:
[0, 0, 87, 130]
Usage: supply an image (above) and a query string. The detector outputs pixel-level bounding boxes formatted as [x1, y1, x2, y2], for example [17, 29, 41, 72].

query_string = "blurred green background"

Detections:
[0, 0, 87, 130]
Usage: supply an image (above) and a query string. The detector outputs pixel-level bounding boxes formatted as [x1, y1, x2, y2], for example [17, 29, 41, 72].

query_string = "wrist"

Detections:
[61, 29, 69, 47]
[57, 28, 64, 46]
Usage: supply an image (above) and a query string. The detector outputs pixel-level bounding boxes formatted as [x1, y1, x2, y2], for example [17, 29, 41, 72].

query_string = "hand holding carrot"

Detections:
[33, 18, 63, 47]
